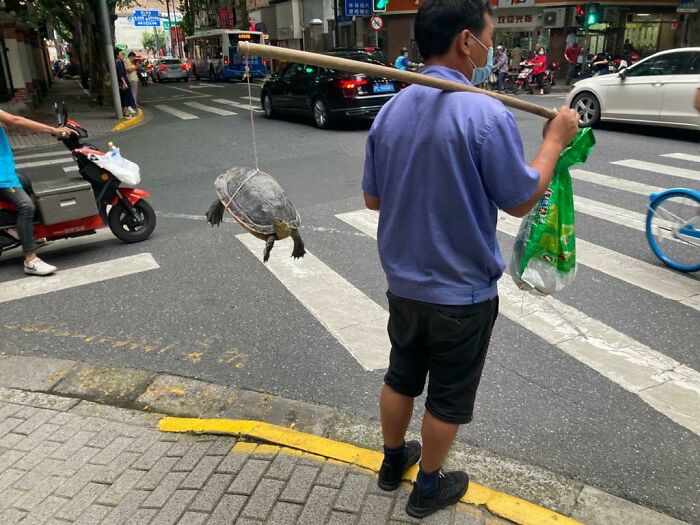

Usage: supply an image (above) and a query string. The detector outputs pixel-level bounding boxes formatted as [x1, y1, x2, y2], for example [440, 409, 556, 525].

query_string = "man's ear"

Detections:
[456, 29, 471, 60]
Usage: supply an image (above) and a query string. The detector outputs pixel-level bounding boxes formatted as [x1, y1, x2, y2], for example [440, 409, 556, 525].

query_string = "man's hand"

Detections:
[52, 126, 78, 138]
[542, 106, 579, 150]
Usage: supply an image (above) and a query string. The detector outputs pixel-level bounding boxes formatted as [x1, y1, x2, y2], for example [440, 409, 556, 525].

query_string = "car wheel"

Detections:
[313, 98, 331, 129]
[262, 93, 275, 119]
[572, 92, 600, 127]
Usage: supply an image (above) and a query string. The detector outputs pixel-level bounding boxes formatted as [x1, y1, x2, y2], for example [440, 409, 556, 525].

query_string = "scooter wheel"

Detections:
[108, 200, 156, 243]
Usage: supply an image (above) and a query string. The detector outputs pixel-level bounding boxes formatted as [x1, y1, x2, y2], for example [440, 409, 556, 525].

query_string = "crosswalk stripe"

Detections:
[14, 150, 70, 161]
[154, 104, 199, 120]
[611, 159, 700, 182]
[15, 157, 73, 169]
[496, 213, 700, 310]
[0, 253, 159, 303]
[573, 195, 677, 233]
[661, 153, 700, 164]
[571, 169, 663, 196]
[63, 166, 79, 173]
[236, 233, 390, 371]
[336, 209, 700, 435]
[183, 101, 237, 116]
[211, 98, 263, 113]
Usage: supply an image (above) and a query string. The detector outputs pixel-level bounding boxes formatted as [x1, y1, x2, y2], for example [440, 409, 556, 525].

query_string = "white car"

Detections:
[567, 47, 699, 130]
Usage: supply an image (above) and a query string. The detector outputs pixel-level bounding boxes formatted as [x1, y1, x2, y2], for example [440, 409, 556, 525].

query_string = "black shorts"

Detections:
[384, 291, 499, 425]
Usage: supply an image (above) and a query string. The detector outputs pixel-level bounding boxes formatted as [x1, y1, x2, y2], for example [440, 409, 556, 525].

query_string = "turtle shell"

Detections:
[214, 167, 300, 236]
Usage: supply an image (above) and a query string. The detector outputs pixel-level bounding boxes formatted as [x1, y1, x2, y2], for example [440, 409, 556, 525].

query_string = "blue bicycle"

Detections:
[646, 188, 700, 272]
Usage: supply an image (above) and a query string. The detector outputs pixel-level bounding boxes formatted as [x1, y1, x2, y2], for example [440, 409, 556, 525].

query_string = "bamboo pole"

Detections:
[238, 41, 559, 120]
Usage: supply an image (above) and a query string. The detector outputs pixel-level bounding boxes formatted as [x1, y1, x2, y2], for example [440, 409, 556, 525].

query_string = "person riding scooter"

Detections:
[0, 110, 76, 275]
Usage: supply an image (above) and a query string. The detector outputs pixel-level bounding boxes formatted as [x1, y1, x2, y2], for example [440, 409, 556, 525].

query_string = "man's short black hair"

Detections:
[415, 0, 493, 60]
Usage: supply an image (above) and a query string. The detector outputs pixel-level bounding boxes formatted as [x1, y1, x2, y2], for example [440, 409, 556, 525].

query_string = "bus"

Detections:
[185, 30, 267, 81]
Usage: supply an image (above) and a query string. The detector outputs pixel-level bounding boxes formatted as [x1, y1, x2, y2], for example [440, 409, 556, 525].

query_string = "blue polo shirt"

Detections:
[362, 65, 540, 305]
[0, 122, 20, 189]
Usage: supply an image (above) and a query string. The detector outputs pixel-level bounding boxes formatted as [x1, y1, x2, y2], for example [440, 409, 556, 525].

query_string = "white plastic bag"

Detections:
[92, 147, 141, 186]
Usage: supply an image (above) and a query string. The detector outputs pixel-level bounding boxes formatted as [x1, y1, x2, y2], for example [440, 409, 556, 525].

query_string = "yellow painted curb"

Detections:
[112, 109, 144, 132]
[158, 417, 582, 525]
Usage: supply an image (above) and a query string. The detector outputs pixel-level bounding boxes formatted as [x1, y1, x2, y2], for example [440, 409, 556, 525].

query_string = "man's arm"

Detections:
[364, 193, 380, 210]
[0, 110, 75, 137]
[504, 107, 579, 217]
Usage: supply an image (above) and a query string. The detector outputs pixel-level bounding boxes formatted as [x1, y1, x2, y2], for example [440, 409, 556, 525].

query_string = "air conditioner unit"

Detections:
[542, 8, 565, 28]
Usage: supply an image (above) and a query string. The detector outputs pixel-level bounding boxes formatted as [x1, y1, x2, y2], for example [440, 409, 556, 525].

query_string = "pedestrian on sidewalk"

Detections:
[494, 45, 509, 92]
[529, 45, 547, 95]
[362, 0, 578, 518]
[0, 110, 77, 275]
[564, 43, 582, 85]
[115, 49, 136, 118]
[125, 52, 140, 108]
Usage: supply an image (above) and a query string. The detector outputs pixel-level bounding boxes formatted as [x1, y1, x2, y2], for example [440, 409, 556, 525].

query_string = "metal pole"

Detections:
[166, 0, 173, 55]
[333, 0, 339, 47]
[98, 0, 122, 120]
[153, 27, 160, 57]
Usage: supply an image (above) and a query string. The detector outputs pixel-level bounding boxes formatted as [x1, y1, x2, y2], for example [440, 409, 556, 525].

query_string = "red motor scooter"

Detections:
[0, 104, 156, 256]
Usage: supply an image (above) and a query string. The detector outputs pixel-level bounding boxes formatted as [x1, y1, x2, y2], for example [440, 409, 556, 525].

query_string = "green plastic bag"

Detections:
[510, 128, 596, 294]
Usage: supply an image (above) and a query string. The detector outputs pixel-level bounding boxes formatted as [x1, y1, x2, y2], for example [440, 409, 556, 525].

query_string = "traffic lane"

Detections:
[2, 202, 697, 521]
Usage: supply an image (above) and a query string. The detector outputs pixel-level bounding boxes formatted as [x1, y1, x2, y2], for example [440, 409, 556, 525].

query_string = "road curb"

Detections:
[159, 416, 580, 525]
[111, 108, 145, 132]
[0, 354, 688, 524]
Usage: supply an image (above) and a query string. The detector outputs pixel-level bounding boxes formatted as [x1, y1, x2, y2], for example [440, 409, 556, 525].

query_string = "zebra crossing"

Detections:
[234, 150, 700, 436]
[153, 97, 263, 120]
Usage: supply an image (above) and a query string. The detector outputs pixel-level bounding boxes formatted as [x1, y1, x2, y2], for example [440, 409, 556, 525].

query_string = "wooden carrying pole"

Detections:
[239, 41, 558, 120]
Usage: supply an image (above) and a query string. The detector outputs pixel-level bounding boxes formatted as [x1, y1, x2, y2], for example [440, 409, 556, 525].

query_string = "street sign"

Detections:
[370, 15, 383, 31]
[346, 0, 372, 17]
[133, 10, 161, 27]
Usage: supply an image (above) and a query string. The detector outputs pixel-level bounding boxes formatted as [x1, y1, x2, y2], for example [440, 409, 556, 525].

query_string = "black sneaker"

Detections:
[377, 440, 421, 491]
[406, 470, 469, 518]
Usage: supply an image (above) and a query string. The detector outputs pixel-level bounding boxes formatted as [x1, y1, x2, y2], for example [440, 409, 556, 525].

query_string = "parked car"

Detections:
[329, 46, 389, 66]
[152, 57, 190, 83]
[567, 47, 699, 130]
[260, 52, 405, 129]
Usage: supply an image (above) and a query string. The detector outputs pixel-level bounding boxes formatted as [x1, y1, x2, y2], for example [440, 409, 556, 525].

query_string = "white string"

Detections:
[244, 56, 260, 172]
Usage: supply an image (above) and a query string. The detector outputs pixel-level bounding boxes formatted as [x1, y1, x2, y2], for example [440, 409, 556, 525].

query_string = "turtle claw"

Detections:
[206, 200, 225, 227]
[290, 229, 306, 259]
[263, 235, 276, 263]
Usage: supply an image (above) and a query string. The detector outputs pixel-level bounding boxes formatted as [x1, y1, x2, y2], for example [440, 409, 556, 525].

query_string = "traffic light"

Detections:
[575, 4, 586, 27]
[373, 0, 389, 12]
[586, 3, 600, 27]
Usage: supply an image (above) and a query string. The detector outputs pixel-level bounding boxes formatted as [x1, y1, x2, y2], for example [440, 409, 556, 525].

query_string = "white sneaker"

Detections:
[24, 257, 57, 276]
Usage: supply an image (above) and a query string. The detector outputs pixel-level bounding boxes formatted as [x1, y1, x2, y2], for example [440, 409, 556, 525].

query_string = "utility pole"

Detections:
[333, 0, 339, 47]
[166, 0, 174, 56]
[98, 0, 122, 120]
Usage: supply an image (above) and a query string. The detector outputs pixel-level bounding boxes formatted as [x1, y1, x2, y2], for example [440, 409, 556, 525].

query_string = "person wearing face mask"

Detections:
[529, 45, 547, 95]
[362, 0, 578, 519]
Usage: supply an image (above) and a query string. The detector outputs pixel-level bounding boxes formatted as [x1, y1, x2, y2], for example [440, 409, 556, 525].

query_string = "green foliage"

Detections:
[142, 29, 166, 53]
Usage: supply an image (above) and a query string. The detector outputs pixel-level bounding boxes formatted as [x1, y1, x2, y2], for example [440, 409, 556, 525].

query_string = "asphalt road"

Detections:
[2, 80, 699, 522]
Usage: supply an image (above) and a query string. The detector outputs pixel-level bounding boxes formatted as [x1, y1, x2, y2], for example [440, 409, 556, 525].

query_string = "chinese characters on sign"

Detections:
[346, 0, 372, 17]
[217, 7, 235, 29]
[494, 8, 537, 27]
[497, 14, 533, 23]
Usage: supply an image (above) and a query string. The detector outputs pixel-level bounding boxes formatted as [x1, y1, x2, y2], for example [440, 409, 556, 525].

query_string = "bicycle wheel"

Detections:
[645, 189, 700, 272]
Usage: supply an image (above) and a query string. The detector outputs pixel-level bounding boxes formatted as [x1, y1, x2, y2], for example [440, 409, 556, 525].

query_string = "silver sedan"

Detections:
[153, 58, 189, 83]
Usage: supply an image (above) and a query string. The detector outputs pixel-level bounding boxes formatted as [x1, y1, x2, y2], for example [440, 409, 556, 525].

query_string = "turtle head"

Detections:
[272, 218, 291, 239]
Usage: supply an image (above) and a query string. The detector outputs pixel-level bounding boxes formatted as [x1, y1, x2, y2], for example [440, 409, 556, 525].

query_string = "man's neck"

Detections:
[425, 58, 470, 79]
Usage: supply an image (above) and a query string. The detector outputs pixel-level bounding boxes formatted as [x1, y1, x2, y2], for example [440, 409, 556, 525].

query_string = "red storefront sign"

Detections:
[217, 7, 235, 29]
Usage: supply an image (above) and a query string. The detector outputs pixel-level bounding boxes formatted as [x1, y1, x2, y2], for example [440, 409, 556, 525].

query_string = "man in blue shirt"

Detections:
[0, 110, 75, 275]
[363, 0, 578, 518]
[394, 47, 422, 71]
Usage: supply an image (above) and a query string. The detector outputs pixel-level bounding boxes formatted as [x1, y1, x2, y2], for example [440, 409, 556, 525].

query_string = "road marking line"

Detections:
[211, 98, 263, 113]
[611, 159, 700, 182]
[167, 85, 200, 95]
[14, 151, 70, 161]
[154, 104, 199, 120]
[337, 209, 700, 435]
[573, 195, 677, 233]
[496, 212, 699, 310]
[661, 153, 700, 163]
[63, 166, 79, 173]
[0, 253, 159, 303]
[236, 233, 390, 371]
[571, 169, 663, 196]
[15, 157, 74, 169]
[183, 101, 237, 116]
[187, 84, 224, 89]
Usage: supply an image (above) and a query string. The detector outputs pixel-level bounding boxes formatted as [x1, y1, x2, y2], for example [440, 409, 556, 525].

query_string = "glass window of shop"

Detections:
[624, 14, 663, 55]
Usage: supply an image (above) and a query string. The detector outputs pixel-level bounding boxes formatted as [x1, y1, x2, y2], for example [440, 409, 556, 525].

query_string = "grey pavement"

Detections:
[5, 79, 121, 150]
[2, 80, 698, 524]
[0, 390, 509, 525]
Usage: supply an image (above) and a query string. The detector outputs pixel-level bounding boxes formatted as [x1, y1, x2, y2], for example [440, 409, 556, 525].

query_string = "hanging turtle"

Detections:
[206, 167, 306, 262]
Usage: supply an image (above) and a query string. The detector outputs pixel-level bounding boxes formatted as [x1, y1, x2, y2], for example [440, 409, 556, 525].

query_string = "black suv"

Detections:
[260, 52, 405, 129]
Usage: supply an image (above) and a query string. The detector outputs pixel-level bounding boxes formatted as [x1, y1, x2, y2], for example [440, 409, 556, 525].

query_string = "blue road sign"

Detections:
[133, 10, 161, 27]
[346, 0, 372, 17]
[134, 10, 159, 17]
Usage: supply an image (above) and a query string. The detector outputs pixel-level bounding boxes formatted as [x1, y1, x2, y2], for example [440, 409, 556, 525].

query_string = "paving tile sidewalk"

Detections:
[5, 79, 121, 151]
[0, 393, 509, 525]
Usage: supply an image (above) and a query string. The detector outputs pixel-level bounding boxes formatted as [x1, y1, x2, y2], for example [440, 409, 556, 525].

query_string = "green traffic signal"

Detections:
[374, 0, 389, 12]
[585, 3, 599, 26]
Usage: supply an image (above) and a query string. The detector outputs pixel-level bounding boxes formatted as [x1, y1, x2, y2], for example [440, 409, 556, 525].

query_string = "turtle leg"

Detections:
[263, 235, 276, 262]
[205, 199, 225, 227]
[290, 229, 306, 259]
